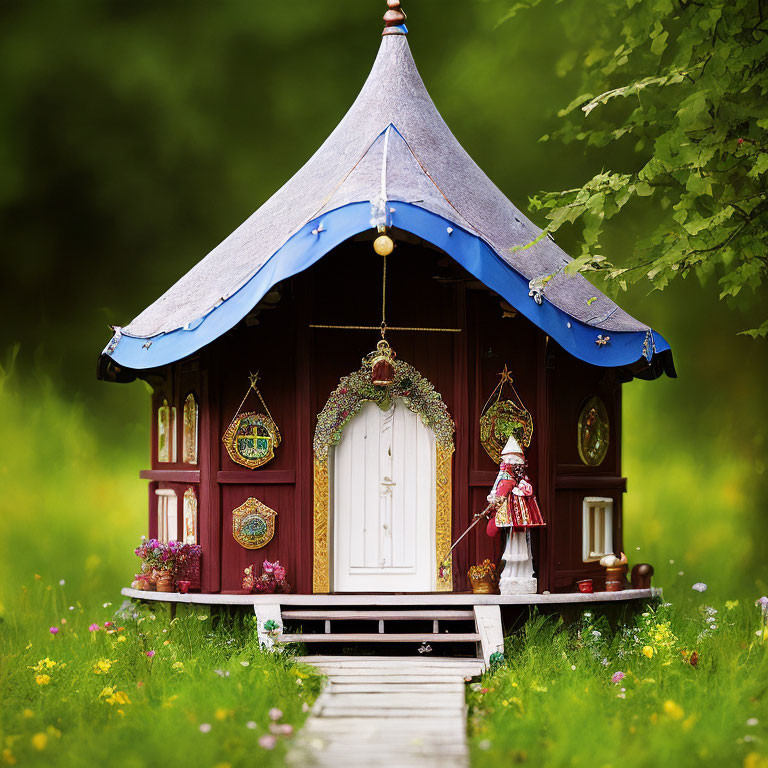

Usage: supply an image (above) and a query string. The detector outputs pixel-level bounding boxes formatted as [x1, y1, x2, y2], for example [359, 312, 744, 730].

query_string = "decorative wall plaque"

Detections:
[232, 497, 277, 549]
[222, 373, 281, 469]
[479, 365, 533, 464]
[577, 395, 610, 467]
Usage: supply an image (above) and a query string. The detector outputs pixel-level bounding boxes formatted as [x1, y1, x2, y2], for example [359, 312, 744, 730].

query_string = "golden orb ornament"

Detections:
[373, 234, 394, 256]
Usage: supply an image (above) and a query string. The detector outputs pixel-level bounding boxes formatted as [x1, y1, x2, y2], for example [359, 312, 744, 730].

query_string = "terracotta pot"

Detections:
[156, 572, 174, 593]
[577, 579, 593, 593]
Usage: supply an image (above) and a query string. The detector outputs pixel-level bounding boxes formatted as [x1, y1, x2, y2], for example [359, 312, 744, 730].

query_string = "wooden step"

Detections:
[281, 609, 474, 621]
[280, 632, 480, 643]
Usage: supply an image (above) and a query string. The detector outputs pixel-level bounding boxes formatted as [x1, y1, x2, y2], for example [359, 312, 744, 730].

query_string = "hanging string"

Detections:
[226, 372, 278, 435]
[381, 252, 387, 338]
[480, 364, 528, 417]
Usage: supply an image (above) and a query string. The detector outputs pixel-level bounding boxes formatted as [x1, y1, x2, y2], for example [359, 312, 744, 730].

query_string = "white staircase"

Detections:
[253, 602, 503, 670]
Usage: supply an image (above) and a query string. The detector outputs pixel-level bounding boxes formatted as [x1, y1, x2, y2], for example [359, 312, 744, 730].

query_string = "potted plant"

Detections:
[134, 538, 186, 593]
[468, 559, 497, 594]
[242, 559, 291, 594]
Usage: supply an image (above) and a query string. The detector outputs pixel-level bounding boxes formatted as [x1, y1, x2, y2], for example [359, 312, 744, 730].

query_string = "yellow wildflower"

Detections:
[171, 661, 184, 672]
[99, 686, 115, 698]
[93, 659, 113, 674]
[2, 748, 16, 765]
[117, 636, 127, 643]
[22, 709, 34, 719]
[214, 763, 232, 768]
[35, 674, 51, 686]
[642, 646, 654, 659]
[726, 600, 739, 611]
[663, 700, 684, 720]
[34, 574, 42, 581]
[163, 640, 170, 646]
[106, 691, 130, 706]
[744, 753, 768, 768]
[215, 708, 233, 721]
[46, 726, 61, 739]
[31, 658, 56, 672]
[30, 733, 47, 751]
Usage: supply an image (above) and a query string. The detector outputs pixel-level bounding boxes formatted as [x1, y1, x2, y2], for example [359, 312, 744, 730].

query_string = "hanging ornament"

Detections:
[370, 339, 396, 387]
[373, 234, 394, 256]
[577, 395, 609, 466]
[232, 497, 277, 549]
[222, 373, 281, 469]
[479, 365, 534, 464]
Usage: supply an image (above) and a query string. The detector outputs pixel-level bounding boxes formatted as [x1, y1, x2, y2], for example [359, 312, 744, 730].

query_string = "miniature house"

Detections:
[99, 5, 674, 600]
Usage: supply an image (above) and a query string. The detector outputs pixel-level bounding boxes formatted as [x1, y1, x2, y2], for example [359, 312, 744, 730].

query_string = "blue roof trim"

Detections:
[105, 201, 671, 372]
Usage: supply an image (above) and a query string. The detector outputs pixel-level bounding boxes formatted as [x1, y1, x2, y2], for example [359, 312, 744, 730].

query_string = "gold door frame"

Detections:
[312, 442, 453, 593]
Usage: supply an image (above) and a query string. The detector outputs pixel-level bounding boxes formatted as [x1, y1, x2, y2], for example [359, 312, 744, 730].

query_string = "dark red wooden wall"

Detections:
[140, 235, 625, 594]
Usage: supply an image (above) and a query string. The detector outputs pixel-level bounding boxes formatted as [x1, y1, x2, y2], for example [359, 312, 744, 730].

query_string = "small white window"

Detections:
[156, 488, 178, 543]
[582, 496, 614, 562]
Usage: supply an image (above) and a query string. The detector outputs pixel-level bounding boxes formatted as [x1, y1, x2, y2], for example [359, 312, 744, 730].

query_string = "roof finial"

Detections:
[382, 0, 407, 36]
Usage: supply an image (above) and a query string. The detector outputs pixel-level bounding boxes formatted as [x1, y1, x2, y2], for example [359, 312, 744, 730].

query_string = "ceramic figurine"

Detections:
[486, 436, 545, 595]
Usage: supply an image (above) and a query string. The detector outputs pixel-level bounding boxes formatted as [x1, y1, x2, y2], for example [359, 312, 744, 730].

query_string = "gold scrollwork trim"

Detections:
[312, 457, 330, 593]
[435, 444, 454, 592]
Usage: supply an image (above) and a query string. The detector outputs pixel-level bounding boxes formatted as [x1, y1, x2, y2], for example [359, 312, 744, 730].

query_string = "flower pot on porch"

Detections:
[156, 571, 175, 593]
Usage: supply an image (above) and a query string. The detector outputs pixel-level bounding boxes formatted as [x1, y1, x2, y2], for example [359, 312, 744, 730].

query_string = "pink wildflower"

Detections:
[145, 650, 155, 658]
[104, 621, 113, 628]
[611, 671, 625, 684]
[757, 596, 768, 611]
[269, 723, 293, 736]
[199, 723, 211, 734]
[258, 735, 277, 750]
[692, 583, 707, 592]
[88, 623, 100, 632]
[49, 627, 59, 635]
[268, 708, 283, 721]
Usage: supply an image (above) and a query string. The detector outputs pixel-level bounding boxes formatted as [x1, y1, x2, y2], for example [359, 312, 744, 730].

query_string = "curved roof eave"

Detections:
[101, 201, 674, 379]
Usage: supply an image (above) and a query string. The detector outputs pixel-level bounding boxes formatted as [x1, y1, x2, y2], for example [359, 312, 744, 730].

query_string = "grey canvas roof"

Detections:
[122, 31, 648, 340]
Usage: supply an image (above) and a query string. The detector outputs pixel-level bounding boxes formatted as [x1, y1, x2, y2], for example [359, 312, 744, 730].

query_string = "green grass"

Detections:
[0, 580, 321, 767]
[468, 600, 768, 768]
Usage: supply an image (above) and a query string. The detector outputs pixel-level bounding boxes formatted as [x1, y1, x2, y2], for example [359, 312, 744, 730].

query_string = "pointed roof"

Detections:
[101, 6, 673, 379]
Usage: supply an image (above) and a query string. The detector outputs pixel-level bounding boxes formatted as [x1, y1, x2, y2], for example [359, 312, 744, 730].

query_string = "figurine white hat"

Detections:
[501, 435, 524, 457]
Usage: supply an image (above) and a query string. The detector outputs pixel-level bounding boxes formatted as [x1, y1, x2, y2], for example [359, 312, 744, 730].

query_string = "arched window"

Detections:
[157, 400, 177, 463]
[156, 488, 178, 543]
[182, 487, 198, 544]
[182, 393, 199, 465]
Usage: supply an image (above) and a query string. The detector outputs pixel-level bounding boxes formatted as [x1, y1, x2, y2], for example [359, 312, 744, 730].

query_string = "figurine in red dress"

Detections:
[486, 436, 545, 594]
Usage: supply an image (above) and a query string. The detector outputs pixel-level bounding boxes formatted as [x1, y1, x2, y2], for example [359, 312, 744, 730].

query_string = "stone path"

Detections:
[287, 656, 484, 768]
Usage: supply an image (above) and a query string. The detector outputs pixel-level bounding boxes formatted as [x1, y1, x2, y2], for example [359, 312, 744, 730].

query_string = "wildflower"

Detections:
[49, 627, 59, 636]
[726, 600, 739, 610]
[117, 636, 127, 643]
[2, 748, 16, 765]
[59, 579, 65, 586]
[35, 674, 51, 686]
[642, 646, 654, 659]
[34, 574, 42, 581]
[93, 659, 113, 674]
[163, 640, 170, 646]
[240, 661, 249, 667]
[145, 650, 155, 658]
[611, 671, 625, 684]
[31, 733, 47, 751]
[88, 624, 100, 632]
[269, 708, 283, 721]
[258, 735, 277, 750]
[22, 709, 34, 719]
[199, 723, 212, 733]
[663, 700, 684, 720]
[269, 723, 293, 736]
[172, 661, 184, 672]
[692, 583, 707, 592]
[747, 718, 759, 727]
[215, 708, 232, 721]
[106, 690, 130, 706]
[31, 658, 56, 672]
[103, 602, 112, 608]
[60, 618, 66, 625]
[246, 721, 257, 730]
[214, 669, 230, 678]
[757, 597, 768, 611]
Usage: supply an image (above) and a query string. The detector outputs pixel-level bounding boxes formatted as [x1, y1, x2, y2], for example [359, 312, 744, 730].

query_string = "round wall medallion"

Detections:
[232, 497, 277, 549]
[577, 395, 610, 467]
[222, 411, 281, 469]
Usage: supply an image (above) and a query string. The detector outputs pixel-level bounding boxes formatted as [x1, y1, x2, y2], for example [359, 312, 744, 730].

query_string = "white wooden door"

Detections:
[332, 399, 436, 592]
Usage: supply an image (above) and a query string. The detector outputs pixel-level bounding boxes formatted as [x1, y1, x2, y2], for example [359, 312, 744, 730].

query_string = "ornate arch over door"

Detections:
[312, 354, 454, 593]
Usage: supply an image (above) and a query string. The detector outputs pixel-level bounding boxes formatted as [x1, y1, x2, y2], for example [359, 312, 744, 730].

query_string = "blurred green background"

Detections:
[0, 0, 765, 605]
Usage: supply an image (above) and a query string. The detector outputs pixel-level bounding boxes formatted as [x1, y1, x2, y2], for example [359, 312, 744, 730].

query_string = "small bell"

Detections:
[371, 339, 396, 387]
[373, 234, 394, 256]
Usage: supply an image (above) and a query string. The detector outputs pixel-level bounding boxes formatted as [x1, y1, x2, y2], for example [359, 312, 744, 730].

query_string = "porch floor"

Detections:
[121, 587, 656, 605]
